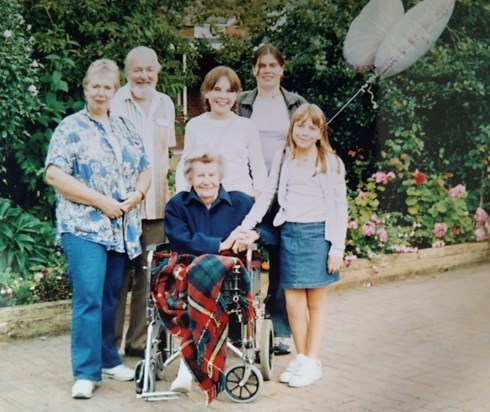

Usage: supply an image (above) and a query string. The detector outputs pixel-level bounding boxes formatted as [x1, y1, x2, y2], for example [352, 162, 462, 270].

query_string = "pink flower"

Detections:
[370, 214, 382, 224]
[474, 207, 488, 224]
[448, 184, 466, 200]
[414, 170, 427, 185]
[432, 222, 448, 238]
[377, 228, 388, 243]
[348, 220, 359, 231]
[475, 227, 487, 242]
[372, 171, 395, 185]
[357, 190, 368, 200]
[362, 222, 376, 237]
[372, 172, 386, 184]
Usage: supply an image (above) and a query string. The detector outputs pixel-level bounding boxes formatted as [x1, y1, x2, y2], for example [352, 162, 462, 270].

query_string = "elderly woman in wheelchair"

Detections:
[162, 148, 275, 401]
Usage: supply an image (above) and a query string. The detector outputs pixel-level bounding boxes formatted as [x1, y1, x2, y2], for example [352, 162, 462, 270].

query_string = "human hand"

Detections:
[98, 196, 127, 219]
[120, 191, 143, 212]
[231, 228, 260, 253]
[219, 233, 237, 252]
[327, 255, 343, 274]
[251, 189, 261, 199]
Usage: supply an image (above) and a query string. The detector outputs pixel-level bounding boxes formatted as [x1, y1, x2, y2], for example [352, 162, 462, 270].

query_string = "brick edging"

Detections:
[1, 242, 488, 342]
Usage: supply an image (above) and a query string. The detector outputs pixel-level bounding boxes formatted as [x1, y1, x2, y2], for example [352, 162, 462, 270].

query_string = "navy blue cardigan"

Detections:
[164, 186, 276, 256]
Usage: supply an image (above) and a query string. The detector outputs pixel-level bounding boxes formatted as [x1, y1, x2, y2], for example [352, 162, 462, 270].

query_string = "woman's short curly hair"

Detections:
[83, 58, 120, 90]
[183, 147, 226, 185]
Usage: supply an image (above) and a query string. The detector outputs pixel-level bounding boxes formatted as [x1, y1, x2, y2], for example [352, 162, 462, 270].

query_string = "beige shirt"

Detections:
[111, 84, 176, 219]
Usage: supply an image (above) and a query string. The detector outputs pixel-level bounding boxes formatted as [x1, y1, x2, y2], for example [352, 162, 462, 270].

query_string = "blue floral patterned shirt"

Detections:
[45, 108, 150, 259]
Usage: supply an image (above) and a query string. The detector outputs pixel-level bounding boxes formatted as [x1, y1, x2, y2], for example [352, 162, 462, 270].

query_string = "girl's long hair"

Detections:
[286, 103, 339, 174]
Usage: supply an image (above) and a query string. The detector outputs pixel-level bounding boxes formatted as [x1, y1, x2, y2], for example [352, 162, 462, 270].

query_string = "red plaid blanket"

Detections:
[152, 252, 257, 405]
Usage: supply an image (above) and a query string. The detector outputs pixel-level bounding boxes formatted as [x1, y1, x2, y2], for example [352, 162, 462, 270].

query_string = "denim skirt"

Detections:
[280, 221, 340, 289]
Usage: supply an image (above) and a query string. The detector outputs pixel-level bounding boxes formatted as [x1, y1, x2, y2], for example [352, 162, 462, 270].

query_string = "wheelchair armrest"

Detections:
[146, 242, 171, 253]
[247, 243, 258, 251]
[246, 243, 259, 268]
[145, 243, 171, 270]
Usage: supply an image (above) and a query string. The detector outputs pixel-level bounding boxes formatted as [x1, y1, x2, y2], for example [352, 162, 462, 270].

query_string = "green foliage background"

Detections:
[213, 0, 489, 212]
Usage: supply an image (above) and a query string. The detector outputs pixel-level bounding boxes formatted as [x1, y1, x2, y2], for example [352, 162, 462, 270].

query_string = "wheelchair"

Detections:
[134, 243, 274, 403]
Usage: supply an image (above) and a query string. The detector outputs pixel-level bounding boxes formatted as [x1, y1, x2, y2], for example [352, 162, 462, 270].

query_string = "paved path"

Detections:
[1, 263, 490, 412]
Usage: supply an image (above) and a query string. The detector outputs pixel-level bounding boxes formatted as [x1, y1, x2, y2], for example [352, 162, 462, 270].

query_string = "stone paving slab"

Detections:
[1, 262, 490, 412]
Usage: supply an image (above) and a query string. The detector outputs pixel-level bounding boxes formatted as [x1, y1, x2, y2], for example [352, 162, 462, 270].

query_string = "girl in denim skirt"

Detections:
[238, 103, 348, 388]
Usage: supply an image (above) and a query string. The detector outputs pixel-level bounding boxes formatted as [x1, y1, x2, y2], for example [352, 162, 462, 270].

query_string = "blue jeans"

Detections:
[265, 246, 291, 337]
[61, 234, 127, 381]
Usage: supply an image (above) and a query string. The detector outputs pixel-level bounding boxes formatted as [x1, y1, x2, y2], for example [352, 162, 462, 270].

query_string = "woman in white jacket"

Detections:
[238, 103, 348, 388]
[175, 66, 266, 197]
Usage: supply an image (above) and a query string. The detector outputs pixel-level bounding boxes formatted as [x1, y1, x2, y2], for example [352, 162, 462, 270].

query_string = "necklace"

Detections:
[296, 154, 315, 162]
[295, 149, 317, 162]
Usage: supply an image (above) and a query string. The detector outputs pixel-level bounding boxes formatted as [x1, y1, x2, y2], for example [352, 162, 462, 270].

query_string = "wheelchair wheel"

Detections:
[135, 360, 155, 394]
[259, 318, 274, 381]
[224, 363, 263, 403]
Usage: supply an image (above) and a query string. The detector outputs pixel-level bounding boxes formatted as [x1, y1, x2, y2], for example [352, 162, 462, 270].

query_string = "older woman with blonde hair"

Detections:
[45, 58, 151, 399]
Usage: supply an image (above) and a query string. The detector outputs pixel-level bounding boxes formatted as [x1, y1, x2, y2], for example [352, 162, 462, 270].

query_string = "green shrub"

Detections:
[345, 163, 486, 260]
[0, 0, 42, 198]
[29, 252, 71, 303]
[0, 198, 55, 277]
[0, 252, 70, 307]
[0, 268, 35, 307]
[401, 173, 474, 248]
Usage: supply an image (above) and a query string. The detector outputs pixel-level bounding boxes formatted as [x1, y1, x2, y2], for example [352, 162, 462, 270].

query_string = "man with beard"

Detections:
[112, 46, 176, 358]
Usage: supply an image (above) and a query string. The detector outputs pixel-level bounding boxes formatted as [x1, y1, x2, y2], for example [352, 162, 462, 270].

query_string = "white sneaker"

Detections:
[71, 379, 94, 399]
[279, 354, 307, 383]
[288, 356, 322, 387]
[170, 360, 193, 393]
[102, 364, 135, 381]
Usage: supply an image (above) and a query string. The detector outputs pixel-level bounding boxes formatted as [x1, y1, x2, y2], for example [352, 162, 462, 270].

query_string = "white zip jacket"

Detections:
[241, 147, 348, 258]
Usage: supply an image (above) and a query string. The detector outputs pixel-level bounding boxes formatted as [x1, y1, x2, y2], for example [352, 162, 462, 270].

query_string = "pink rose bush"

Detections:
[0, 259, 70, 307]
[372, 171, 396, 185]
[362, 222, 376, 237]
[475, 228, 486, 242]
[348, 220, 359, 231]
[448, 184, 466, 200]
[377, 228, 388, 243]
[473, 207, 489, 242]
[474, 207, 488, 223]
[345, 163, 487, 262]
[432, 222, 448, 238]
[402, 170, 478, 247]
